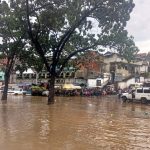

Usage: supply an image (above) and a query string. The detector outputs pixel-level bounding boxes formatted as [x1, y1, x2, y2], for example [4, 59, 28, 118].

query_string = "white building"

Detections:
[134, 61, 149, 74]
[118, 76, 145, 89]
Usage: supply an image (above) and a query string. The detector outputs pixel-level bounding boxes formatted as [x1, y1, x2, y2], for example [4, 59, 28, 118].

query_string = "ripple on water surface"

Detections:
[0, 95, 150, 150]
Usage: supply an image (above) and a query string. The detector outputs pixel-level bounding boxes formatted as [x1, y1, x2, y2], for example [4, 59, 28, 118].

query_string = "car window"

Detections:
[144, 89, 150, 93]
[137, 89, 143, 93]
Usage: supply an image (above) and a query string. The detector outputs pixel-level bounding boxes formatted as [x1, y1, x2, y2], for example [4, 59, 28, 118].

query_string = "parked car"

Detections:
[1, 88, 27, 95]
[42, 91, 49, 96]
[121, 87, 150, 103]
[12, 88, 27, 95]
[1, 88, 15, 94]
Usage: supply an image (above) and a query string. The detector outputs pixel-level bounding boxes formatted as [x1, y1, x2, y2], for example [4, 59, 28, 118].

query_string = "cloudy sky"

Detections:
[126, 0, 150, 53]
[0, 0, 149, 54]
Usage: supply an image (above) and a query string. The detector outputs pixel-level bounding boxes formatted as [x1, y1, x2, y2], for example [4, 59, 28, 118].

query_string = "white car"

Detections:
[12, 88, 27, 95]
[0, 88, 27, 95]
[121, 87, 150, 103]
[42, 90, 49, 96]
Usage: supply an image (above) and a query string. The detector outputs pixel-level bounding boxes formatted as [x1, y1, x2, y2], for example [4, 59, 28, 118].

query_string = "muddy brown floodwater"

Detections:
[0, 95, 150, 150]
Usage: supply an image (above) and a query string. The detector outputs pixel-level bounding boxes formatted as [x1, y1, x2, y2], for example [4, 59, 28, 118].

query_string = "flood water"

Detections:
[0, 95, 150, 150]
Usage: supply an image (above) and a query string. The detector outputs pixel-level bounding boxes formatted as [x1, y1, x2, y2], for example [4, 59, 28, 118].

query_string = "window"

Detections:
[65, 72, 70, 78]
[125, 66, 128, 70]
[144, 89, 150, 93]
[137, 89, 143, 93]
[60, 73, 63, 78]
[96, 80, 101, 86]
[31, 74, 36, 79]
[56, 79, 60, 83]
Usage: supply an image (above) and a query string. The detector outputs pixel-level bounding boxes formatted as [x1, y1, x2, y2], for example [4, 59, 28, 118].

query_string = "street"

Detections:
[0, 95, 150, 150]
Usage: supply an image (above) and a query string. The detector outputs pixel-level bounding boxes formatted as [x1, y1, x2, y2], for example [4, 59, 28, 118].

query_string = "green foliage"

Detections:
[0, 1, 27, 71]
[32, 86, 46, 91]
[1, 0, 137, 74]
[103, 30, 139, 62]
[0, 0, 138, 102]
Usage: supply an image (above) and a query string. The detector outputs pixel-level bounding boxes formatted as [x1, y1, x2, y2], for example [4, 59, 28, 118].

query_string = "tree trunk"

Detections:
[35, 72, 39, 85]
[1, 72, 10, 101]
[48, 75, 55, 105]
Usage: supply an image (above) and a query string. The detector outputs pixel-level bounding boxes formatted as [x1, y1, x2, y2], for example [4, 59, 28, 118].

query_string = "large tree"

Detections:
[6, 0, 136, 104]
[104, 30, 139, 62]
[0, 1, 27, 100]
[16, 50, 45, 84]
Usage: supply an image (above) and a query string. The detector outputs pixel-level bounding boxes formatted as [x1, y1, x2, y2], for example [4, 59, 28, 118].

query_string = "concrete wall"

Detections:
[135, 61, 149, 74]
[87, 77, 109, 88]
[118, 77, 145, 89]
[139, 65, 148, 73]
[115, 68, 130, 78]
[104, 54, 131, 78]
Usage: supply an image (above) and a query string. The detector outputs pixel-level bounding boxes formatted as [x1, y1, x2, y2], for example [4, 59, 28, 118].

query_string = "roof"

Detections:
[23, 68, 35, 74]
[16, 68, 35, 74]
[136, 53, 147, 57]
[104, 51, 119, 57]
[110, 61, 139, 66]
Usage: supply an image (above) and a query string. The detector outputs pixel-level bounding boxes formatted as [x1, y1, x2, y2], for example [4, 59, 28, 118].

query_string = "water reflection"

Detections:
[0, 95, 150, 150]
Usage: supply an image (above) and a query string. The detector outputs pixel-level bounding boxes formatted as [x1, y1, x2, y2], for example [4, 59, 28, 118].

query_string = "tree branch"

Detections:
[6, 22, 17, 42]
[56, 4, 100, 61]
[35, 14, 41, 39]
[58, 44, 97, 74]
[26, 0, 50, 72]
[54, 0, 105, 66]
[29, 2, 54, 15]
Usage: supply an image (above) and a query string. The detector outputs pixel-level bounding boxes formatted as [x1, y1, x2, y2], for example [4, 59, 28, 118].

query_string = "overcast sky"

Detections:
[1, 0, 149, 54]
[126, 0, 150, 53]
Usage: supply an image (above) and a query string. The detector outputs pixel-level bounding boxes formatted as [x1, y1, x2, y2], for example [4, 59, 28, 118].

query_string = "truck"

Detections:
[121, 87, 150, 103]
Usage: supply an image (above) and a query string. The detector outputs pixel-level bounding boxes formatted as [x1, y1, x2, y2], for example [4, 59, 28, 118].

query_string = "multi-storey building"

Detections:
[15, 51, 105, 86]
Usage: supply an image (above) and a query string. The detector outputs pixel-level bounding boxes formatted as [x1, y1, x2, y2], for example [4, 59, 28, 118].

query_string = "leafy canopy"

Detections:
[1, 0, 137, 75]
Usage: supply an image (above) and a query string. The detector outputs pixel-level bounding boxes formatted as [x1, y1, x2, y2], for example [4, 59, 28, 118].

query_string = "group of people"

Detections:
[117, 87, 136, 99]
[55, 86, 117, 97]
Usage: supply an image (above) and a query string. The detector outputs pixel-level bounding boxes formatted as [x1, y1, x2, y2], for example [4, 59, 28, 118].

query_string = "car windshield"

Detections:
[14, 88, 22, 91]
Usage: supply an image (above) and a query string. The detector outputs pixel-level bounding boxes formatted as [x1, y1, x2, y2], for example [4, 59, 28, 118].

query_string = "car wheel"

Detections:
[141, 97, 147, 104]
[128, 99, 133, 103]
[122, 96, 127, 102]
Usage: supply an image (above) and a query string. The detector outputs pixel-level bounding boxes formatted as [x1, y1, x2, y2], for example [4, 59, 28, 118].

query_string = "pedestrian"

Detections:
[118, 88, 122, 99]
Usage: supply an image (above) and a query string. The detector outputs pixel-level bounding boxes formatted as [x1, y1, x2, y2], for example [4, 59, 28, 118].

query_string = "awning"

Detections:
[16, 68, 35, 74]
[16, 71, 20, 74]
[62, 84, 81, 90]
[23, 68, 35, 74]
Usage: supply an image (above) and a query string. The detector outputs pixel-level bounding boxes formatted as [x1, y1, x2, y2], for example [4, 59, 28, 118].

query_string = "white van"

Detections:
[121, 87, 150, 103]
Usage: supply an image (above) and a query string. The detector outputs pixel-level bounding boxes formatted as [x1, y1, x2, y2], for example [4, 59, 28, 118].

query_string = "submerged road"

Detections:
[0, 95, 150, 150]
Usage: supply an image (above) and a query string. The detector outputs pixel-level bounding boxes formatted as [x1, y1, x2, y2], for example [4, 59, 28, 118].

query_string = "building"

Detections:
[103, 52, 137, 82]
[75, 51, 104, 79]
[1, 51, 149, 88]
[14, 51, 104, 87]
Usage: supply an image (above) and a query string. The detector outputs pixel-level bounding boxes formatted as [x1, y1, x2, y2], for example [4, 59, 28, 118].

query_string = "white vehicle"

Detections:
[121, 87, 150, 103]
[42, 90, 49, 96]
[12, 88, 27, 95]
